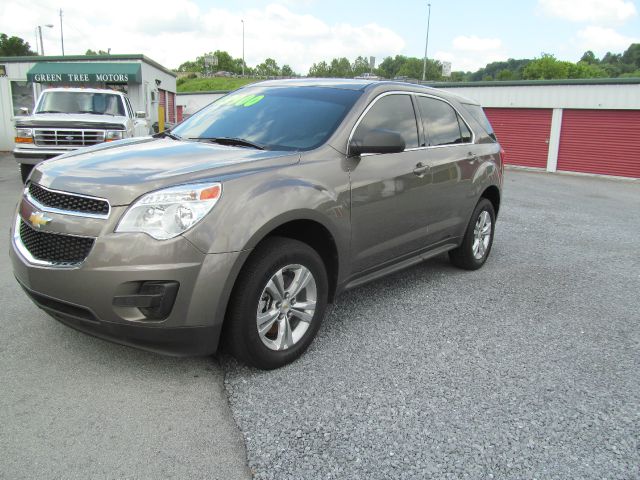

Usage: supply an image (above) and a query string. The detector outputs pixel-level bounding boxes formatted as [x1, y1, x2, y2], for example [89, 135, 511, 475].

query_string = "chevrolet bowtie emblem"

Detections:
[29, 211, 52, 229]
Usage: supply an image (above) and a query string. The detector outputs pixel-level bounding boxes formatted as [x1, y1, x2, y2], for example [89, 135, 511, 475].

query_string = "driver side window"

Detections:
[354, 94, 419, 149]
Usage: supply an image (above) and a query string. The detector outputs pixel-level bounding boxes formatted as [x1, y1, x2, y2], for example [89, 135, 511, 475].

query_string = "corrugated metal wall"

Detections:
[484, 108, 552, 169]
[557, 110, 640, 178]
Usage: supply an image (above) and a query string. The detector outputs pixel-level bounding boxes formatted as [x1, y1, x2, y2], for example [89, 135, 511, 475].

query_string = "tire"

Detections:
[449, 198, 496, 270]
[224, 236, 329, 370]
[20, 164, 34, 184]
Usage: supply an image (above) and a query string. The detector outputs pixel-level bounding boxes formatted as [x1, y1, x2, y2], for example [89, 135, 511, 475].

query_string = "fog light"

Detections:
[113, 281, 179, 320]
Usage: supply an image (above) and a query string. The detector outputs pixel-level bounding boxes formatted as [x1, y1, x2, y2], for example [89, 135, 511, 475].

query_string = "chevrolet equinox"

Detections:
[11, 79, 503, 369]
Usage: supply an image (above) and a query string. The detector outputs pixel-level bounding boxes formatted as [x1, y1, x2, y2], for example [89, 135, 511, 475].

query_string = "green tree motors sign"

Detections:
[27, 62, 142, 83]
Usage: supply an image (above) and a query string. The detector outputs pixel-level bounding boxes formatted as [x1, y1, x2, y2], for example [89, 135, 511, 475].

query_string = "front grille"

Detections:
[29, 183, 110, 216]
[19, 220, 95, 265]
[33, 128, 105, 147]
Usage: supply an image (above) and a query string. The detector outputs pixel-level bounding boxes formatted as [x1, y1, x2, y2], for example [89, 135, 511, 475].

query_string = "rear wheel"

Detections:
[224, 237, 328, 370]
[449, 198, 496, 270]
[20, 164, 34, 184]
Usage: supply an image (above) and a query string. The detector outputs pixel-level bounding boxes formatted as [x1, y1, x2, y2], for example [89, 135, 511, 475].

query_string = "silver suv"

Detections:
[11, 79, 503, 369]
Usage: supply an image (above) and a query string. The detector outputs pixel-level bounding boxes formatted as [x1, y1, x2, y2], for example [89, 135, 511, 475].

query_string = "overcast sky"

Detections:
[1, 0, 638, 73]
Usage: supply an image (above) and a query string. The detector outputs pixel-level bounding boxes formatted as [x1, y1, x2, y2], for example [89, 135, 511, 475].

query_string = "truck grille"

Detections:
[33, 128, 105, 147]
[28, 183, 110, 217]
[19, 220, 95, 265]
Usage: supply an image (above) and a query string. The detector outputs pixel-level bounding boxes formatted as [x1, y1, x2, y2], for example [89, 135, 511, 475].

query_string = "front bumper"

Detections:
[10, 198, 248, 356]
[13, 146, 71, 163]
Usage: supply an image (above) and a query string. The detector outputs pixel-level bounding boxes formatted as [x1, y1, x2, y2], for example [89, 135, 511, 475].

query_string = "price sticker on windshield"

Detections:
[218, 94, 265, 107]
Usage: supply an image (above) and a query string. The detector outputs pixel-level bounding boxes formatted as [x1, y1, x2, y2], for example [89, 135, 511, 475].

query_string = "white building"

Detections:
[0, 54, 177, 151]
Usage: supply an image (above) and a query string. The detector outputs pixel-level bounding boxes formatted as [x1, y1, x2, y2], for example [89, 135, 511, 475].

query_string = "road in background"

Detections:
[0, 154, 251, 480]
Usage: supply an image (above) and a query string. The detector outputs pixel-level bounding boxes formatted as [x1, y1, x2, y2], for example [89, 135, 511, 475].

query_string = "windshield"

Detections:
[172, 86, 362, 151]
[36, 91, 125, 116]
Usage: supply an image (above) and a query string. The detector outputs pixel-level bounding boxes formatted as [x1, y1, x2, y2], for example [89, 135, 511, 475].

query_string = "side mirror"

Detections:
[349, 129, 406, 156]
[135, 111, 147, 119]
[19, 107, 30, 115]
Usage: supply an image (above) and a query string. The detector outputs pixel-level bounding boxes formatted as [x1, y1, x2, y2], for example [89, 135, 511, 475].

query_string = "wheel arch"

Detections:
[480, 185, 501, 216]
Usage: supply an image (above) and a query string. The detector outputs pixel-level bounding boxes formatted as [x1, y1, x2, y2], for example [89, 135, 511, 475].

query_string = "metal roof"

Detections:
[0, 54, 176, 77]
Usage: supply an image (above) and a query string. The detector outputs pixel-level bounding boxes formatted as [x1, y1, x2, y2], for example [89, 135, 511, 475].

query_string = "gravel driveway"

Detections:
[224, 169, 640, 480]
[2, 153, 638, 479]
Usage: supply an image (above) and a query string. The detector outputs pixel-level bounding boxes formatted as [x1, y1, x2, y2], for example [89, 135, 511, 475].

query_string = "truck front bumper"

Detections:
[13, 146, 72, 164]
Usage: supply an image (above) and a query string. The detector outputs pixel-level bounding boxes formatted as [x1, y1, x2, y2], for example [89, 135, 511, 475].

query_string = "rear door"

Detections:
[349, 93, 434, 273]
[414, 95, 476, 243]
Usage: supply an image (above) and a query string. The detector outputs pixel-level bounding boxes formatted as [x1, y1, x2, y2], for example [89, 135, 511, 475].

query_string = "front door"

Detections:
[349, 93, 434, 273]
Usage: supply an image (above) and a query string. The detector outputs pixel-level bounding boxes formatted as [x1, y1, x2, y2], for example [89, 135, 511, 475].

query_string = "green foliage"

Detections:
[173, 43, 640, 90]
[470, 59, 531, 81]
[255, 58, 280, 76]
[0, 33, 36, 56]
[176, 77, 258, 92]
[523, 53, 607, 79]
[281, 64, 293, 76]
[176, 50, 245, 75]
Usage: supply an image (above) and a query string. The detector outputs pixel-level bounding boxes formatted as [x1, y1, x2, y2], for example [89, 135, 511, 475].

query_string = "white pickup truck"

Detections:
[14, 87, 149, 182]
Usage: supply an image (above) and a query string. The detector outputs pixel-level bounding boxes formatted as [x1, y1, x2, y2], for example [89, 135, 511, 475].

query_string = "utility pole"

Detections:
[60, 9, 65, 55]
[38, 26, 44, 56]
[241, 19, 245, 76]
[421, 3, 432, 82]
[37, 24, 54, 56]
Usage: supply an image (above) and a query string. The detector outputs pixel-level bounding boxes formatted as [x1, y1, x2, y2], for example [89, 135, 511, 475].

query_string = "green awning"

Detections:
[27, 62, 142, 84]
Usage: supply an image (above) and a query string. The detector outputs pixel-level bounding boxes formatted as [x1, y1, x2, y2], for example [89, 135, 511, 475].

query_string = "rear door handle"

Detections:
[413, 162, 430, 176]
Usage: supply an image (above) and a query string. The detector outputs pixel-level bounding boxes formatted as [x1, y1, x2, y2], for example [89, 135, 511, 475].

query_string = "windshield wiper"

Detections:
[191, 137, 265, 150]
[74, 110, 98, 114]
[153, 130, 182, 141]
[36, 110, 61, 114]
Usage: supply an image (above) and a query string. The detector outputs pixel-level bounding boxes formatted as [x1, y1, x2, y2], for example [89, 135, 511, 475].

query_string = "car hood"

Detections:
[32, 137, 300, 205]
[15, 113, 128, 130]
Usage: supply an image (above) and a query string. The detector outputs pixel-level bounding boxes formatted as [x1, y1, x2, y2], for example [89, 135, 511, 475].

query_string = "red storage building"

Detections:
[436, 78, 640, 179]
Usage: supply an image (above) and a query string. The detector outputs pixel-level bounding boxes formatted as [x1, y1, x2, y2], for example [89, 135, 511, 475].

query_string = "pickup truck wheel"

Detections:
[449, 198, 495, 270]
[225, 237, 328, 370]
[20, 164, 34, 184]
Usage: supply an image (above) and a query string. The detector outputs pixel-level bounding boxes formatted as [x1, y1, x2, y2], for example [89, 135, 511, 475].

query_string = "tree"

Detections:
[352, 56, 371, 76]
[308, 61, 331, 77]
[329, 57, 351, 77]
[176, 50, 244, 74]
[622, 43, 640, 68]
[0, 33, 36, 56]
[522, 54, 572, 79]
[255, 58, 279, 76]
[281, 64, 294, 76]
[580, 50, 598, 65]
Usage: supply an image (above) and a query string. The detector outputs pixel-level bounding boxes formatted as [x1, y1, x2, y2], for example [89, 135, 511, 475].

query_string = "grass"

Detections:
[177, 77, 259, 92]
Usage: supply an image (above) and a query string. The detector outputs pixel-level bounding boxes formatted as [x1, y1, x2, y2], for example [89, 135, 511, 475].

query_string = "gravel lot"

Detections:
[224, 169, 640, 480]
[1, 151, 638, 479]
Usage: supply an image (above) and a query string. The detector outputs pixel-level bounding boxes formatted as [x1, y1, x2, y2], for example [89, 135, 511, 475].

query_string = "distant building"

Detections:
[0, 54, 177, 151]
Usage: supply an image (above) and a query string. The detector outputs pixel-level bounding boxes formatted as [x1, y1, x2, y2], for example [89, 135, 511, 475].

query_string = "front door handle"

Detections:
[413, 162, 430, 176]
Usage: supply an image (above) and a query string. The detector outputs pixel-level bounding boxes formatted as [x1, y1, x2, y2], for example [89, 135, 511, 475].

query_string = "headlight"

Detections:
[115, 182, 222, 240]
[15, 128, 33, 144]
[105, 130, 124, 141]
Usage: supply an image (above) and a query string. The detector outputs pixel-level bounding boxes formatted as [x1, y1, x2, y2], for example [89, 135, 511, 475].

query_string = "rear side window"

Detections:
[354, 94, 419, 149]
[463, 103, 496, 141]
[417, 96, 471, 146]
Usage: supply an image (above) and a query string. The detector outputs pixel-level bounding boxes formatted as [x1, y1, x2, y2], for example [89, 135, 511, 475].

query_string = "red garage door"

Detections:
[484, 108, 552, 169]
[558, 110, 640, 178]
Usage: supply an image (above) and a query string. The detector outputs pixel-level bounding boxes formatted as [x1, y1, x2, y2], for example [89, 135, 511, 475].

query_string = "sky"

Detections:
[1, 0, 638, 73]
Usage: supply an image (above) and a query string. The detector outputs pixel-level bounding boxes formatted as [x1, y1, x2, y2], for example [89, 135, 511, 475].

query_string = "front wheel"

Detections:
[224, 237, 329, 369]
[449, 198, 496, 270]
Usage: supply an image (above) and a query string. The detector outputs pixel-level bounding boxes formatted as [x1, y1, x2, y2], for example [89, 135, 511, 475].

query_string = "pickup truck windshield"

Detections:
[172, 86, 362, 151]
[36, 91, 125, 116]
